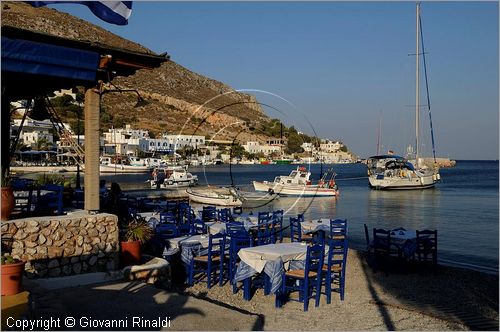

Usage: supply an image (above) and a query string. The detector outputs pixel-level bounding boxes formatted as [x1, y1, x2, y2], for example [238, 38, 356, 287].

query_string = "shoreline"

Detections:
[183, 247, 498, 330]
[33, 247, 498, 330]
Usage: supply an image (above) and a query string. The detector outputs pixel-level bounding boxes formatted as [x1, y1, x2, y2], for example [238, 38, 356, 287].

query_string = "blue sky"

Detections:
[48, 1, 498, 160]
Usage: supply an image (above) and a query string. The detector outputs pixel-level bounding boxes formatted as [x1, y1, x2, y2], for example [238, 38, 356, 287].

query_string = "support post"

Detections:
[84, 88, 100, 212]
[1, 92, 11, 179]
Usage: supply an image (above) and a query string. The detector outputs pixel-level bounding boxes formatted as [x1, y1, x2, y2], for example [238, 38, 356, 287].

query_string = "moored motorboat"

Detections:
[100, 157, 152, 173]
[149, 166, 198, 189]
[187, 187, 242, 206]
[235, 189, 279, 208]
[253, 166, 339, 197]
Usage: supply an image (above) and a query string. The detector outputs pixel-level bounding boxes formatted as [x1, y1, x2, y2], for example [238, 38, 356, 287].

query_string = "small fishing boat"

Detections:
[149, 166, 198, 189]
[235, 189, 279, 208]
[186, 187, 242, 206]
[100, 156, 152, 173]
[253, 166, 339, 197]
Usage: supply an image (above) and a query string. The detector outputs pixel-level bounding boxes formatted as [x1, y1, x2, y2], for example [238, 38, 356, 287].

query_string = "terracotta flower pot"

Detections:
[1, 187, 15, 221]
[121, 240, 142, 267]
[1, 260, 26, 296]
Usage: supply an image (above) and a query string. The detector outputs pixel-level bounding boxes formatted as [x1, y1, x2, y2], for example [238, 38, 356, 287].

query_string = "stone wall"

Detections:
[1, 212, 119, 278]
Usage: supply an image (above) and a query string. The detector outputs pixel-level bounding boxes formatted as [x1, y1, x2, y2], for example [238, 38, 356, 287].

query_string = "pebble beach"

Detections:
[183, 248, 498, 330]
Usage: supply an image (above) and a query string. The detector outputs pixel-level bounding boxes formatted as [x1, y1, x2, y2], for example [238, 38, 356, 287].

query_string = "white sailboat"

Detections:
[368, 3, 440, 190]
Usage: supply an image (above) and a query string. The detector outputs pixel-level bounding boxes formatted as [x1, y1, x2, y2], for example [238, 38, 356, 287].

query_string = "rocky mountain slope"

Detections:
[2, 1, 270, 142]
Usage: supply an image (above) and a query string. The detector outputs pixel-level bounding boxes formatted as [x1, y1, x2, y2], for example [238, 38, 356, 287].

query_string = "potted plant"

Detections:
[1, 172, 14, 221]
[1, 254, 25, 296]
[121, 219, 153, 267]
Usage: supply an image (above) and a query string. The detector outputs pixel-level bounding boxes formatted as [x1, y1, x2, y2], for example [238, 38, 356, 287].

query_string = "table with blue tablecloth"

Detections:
[234, 243, 308, 299]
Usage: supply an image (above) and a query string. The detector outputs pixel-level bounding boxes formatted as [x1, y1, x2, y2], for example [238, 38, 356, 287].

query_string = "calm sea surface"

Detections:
[102, 160, 499, 274]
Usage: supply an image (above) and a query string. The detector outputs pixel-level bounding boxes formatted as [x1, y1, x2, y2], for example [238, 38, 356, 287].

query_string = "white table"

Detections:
[137, 212, 161, 228]
[164, 234, 213, 264]
[300, 220, 330, 234]
[235, 243, 308, 297]
[167, 234, 211, 251]
[390, 229, 418, 257]
[206, 218, 260, 235]
[238, 243, 307, 273]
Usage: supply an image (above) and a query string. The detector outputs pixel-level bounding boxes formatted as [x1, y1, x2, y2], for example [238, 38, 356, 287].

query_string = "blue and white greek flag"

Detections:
[29, 1, 133, 26]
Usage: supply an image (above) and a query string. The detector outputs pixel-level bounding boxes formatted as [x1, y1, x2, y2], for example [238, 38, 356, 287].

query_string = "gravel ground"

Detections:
[182, 248, 498, 330]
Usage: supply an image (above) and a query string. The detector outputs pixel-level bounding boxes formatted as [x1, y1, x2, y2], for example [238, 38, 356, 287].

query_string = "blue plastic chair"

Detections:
[187, 233, 227, 288]
[279, 243, 325, 311]
[329, 219, 347, 240]
[320, 238, 348, 304]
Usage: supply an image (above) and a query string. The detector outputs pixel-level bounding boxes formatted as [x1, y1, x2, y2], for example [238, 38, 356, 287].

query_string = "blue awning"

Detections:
[2, 36, 100, 82]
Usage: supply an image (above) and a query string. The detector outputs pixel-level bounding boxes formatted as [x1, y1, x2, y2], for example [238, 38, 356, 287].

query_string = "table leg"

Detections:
[243, 277, 251, 301]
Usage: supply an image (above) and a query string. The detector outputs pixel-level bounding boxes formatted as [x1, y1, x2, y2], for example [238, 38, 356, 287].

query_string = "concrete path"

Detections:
[32, 281, 262, 331]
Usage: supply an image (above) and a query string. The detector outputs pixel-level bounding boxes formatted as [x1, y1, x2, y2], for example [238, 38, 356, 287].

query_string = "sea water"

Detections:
[102, 160, 499, 274]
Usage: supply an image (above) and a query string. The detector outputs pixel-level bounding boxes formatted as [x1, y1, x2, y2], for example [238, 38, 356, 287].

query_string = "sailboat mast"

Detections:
[415, 2, 420, 168]
[376, 111, 382, 155]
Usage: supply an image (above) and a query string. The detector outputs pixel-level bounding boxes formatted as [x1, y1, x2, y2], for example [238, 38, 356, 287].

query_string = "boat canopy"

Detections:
[385, 160, 415, 171]
[368, 155, 404, 160]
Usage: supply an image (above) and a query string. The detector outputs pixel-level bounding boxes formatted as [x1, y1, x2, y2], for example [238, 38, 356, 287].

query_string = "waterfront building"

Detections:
[301, 142, 314, 152]
[319, 139, 343, 153]
[11, 119, 71, 149]
[161, 133, 206, 150]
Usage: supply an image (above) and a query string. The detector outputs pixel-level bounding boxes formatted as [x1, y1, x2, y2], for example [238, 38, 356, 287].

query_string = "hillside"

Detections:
[2, 1, 270, 142]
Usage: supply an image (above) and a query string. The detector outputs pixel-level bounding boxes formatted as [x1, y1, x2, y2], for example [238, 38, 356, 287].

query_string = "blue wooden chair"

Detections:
[373, 228, 392, 272]
[320, 238, 348, 304]
[160, 211, 177, 224]
[217, 208, 233, 223]
[364, 224, 374, 255]
[416, 229, 437, 269]
[202, 206, 217, 222]
[190, 219, 207, 235]
[187, 233, 226, 288]
[279, 243, 325, 311]
[165, 200, 178, 212]
[272, 210, 284, 243]
[226, 222, 246, 235]
[36, 184, 64, 215]
[232, 206, 243, 215]
[155, 223, 179, 240]
[228, 232, 253, 294]
[290, 217, 313, 242]
[257, 212, 272, 245]
[177, 205, 195, 236]
[329, 219, 347, 240]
